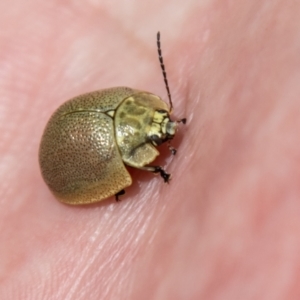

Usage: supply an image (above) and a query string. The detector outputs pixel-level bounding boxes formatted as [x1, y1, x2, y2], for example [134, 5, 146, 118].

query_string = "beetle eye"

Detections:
[150, 135, 163, 146]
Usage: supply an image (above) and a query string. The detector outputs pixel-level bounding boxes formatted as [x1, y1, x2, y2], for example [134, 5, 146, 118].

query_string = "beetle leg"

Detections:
[166, 118, 186, 155]
[139, 166, 171, 183]
[167, 141, 177, 155]
[153, 166, 171, 183]
[169, 146, 177, 155]
[115, 189, 125, 202]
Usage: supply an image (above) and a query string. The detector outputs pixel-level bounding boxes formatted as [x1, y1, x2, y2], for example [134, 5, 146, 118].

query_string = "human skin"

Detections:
[1, 0, 300, 299]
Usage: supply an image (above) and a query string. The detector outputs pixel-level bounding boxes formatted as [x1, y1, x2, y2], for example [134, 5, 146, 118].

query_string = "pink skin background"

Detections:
[1, 0, 300, 299]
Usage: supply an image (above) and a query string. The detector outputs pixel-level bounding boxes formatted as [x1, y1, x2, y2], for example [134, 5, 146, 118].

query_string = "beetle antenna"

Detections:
[157, 32, 173, 112]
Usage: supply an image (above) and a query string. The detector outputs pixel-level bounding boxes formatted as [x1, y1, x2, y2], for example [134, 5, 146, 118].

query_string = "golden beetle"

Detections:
[39, 32, 185, 204]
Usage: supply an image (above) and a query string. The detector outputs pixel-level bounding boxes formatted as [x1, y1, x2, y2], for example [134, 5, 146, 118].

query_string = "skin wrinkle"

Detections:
[60, 197, 151, 299]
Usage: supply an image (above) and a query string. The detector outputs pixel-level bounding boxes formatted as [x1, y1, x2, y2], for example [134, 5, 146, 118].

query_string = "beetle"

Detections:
[39, 32, 186, 204]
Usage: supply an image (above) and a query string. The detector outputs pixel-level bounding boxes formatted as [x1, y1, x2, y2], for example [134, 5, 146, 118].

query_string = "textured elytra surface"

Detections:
[56, 86, 137, 115]
[39, 96, 133, 204]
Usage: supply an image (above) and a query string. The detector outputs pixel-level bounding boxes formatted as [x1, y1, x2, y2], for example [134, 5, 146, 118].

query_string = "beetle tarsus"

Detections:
[115, 189, 125, 202]
[169, 146, 177, 155]
[153, 166, 171, 183]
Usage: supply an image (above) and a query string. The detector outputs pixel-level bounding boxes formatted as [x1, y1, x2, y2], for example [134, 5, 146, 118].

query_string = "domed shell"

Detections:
[39, 87, 137, 204]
